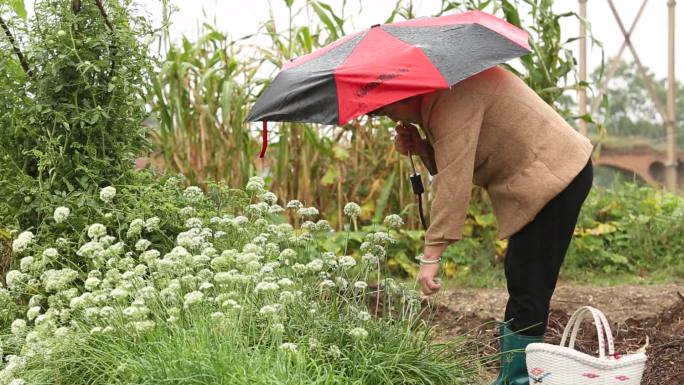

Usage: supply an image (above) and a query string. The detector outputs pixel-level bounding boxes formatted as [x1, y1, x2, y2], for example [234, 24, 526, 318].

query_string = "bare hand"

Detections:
[395, 123, 429, 157]
[417, 244, 448, 295]
[417, 263, 441, 295]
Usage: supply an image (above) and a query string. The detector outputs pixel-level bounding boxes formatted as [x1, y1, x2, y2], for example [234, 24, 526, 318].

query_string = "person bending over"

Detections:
[371, 65, 593, 385]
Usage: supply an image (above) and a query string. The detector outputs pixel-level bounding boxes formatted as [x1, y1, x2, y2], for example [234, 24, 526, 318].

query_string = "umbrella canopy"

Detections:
[246, 10, 530, 127]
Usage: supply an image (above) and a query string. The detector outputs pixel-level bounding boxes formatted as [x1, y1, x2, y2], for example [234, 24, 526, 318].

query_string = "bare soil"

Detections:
[425, 283, 684, 385]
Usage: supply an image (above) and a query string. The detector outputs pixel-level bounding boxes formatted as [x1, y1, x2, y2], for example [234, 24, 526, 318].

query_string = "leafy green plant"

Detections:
[571, 182, 684, 275]
[0, 0, 153, 230]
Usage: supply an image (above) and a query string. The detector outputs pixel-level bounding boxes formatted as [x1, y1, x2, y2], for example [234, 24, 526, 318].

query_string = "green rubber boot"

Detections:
[489, 323, 544, 385]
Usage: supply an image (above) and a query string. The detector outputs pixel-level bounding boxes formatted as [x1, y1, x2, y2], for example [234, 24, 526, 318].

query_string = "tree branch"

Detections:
[0, 15, 32, 77]
[94, 0, 113, 31]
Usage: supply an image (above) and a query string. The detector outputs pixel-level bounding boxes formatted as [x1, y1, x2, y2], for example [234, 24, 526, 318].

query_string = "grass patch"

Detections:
[20, 309, 475, 385]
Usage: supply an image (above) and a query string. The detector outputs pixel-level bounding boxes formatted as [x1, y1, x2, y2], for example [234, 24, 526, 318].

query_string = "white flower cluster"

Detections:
[145, 217, 160, 232]
[185, 217, 203, 229]
[278, 342, 298, 352]
[259, 304, 282, 318]
[343, 202, 361, 218]
[306, 259, 323, 272]
[286, 200, 303, 210]
[180, 206, 196, 217]
[183, 291, 204, 308]
[99, 186, 116, 203]
[135, 239, 151, 251]
[349, 327, 369, 340]
[246, 176, 265, 193]
[338, 255, 356, 269]
[53, 207, 70, 223]
[183, 186, 204, 203]
[42, 248, 58, 263]
[176, 228, 209, 251]
[260, 191, 277, 205]
[41, 268, 78, 292]
[254, 281, 279, 293]
[383, 214, 404, 229]
[87, 223, 107, 240]
[297, 207, 319, 218]
[0, 181, 425, 383]
[12, 231, 34, 254]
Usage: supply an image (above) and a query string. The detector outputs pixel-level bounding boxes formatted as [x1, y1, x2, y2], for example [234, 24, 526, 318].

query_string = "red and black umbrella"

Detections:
[247, 10, 530, 229]
[247, 10, 530, 138]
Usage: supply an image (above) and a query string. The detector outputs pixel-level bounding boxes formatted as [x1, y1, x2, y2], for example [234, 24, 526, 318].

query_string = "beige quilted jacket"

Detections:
[419, 65, 593, 245]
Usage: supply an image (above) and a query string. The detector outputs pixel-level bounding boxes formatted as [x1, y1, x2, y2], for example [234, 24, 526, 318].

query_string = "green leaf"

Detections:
[373, 170, 395, 223]
[635, 214, 651, 224]
[296, 26, 313, 53]
[87, 111, 100, 124]
[584, 222, 617, 236]
[501, 0, 522, 28]
[607, 252, 629, 266]
[315, 2, 345, 34]
[332, 145, 348, 161]
[320, 166, 338, 186]
[578, 113, 595, 123]
[392, 251, 419, 276]
[477, 0, 492, 11]
[0, 228, 12, 240]
[64, 179, 75, 193]
[220, 80, 233, 123]
[473, 212, 495, 227]
[3, 0, 27, 19]
[309, 1, 340, 41]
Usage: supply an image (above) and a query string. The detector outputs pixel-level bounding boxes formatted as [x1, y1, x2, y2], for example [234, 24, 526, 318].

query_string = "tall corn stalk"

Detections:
[148, 26, 260, 188]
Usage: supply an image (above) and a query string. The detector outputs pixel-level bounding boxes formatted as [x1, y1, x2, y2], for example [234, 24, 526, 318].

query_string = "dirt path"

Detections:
[433, 283, 683, 325]
[424, 283, 684, 385]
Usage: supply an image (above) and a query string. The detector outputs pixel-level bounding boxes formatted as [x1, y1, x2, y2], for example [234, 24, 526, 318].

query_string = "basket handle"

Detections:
[588, 306, 615, 357]
[560, 306, 614, 359]
[561, 306, 604, 358]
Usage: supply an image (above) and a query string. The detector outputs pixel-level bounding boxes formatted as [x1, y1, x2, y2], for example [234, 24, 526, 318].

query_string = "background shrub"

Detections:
[0, 0, 152, 231]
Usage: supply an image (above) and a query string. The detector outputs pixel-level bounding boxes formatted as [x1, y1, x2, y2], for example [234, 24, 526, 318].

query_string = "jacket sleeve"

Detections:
[424, 90, 485, 245]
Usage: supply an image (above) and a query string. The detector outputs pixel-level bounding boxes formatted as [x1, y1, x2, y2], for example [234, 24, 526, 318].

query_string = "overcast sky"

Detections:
[142, 0, 683, 82]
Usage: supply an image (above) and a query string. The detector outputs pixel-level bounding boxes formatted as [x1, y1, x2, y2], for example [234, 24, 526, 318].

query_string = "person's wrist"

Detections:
[416, 253, 442, 265]
[419, 259, 440, 266]
[423, 243, 447, 263]
[418, 253, 441, 265]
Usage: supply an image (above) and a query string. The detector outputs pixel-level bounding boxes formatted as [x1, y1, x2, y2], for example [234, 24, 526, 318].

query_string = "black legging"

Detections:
[504, 159, 593, 336]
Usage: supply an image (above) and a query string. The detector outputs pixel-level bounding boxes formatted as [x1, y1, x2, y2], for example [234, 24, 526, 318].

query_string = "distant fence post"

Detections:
[578, 0, 588, 137]
[666, 0, 678, 191]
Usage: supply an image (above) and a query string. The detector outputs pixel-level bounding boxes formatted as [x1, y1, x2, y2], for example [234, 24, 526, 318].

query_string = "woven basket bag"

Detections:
[525, 306, 647, 385]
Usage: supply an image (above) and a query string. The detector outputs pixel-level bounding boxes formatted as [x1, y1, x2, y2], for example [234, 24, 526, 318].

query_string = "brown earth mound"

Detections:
[427, 287, 683, 385]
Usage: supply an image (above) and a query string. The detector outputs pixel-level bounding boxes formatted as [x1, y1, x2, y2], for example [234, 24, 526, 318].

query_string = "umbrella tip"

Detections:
[371, 23, 380, 28]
